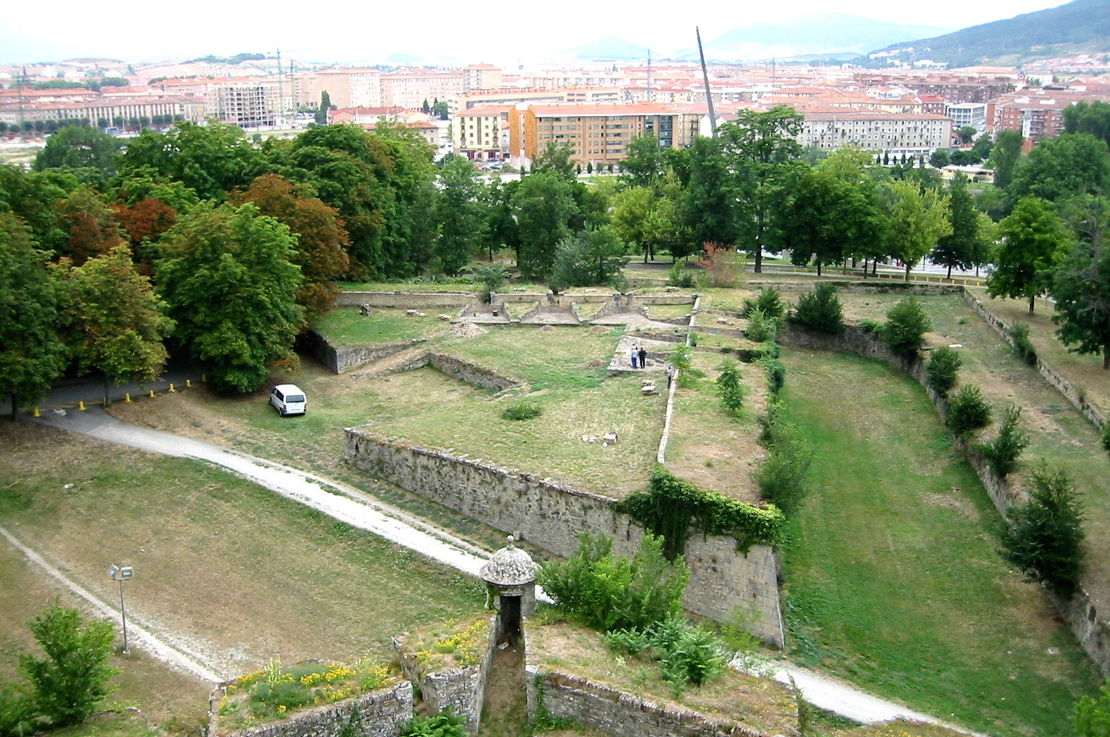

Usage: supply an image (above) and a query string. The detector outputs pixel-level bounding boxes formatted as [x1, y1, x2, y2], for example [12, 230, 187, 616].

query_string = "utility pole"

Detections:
[696, 27, 717, 138]
[646, 49, 653, 104]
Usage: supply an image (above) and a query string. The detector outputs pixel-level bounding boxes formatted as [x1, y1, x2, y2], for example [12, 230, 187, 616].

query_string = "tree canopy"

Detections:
[988, 197, 1073, 313]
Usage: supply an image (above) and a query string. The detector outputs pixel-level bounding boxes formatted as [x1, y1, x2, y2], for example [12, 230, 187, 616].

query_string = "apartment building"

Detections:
[945, 102, 987, 132]
[508, 103, 701, 168]
[214, 82, 277, 127]
[464, 64, 502, 92]
[452, 105, 511, 161]
[314, 68, 383, 108]
[380, 69, 464, 110]
[795, 109, 952, 157]
[987, 90, 1104, 142]
[0, 92, 205, 128]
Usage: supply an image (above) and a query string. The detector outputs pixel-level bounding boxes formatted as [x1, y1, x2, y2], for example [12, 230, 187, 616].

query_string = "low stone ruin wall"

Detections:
[747, 280, 964, 296]
[390, 352, 521, 392]
[393, 617, 498, 736]
[208, 682, 413, 737]
[336, 291, 474, 308]
[777, 323, 1110, 676]
[300, 331, 423, 374]
[344, 431, 784, 647]
[527, 670, 777, 737]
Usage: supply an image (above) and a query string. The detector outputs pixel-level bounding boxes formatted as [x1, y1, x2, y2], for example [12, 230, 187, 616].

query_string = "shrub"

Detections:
[744, 308, 777, 342]
[762, 356, 786, 395]
[697, 243, 740, 288]
[604, 615, 728, 696]
[19, 604, 117, 728]
[501, 401, 542, 421]
[946, 384, 992, 438]
[1103, 425, 1110, 454]
[249, 680, 313, 712]
[715, 359, 746, 416]
[537, 533, 689, 633]
[881, 298, 932, 357]
[667, 262, 697, 288]
[1074, 681, 1110, 737]
[1008, 322, 1037, 366]
[742, 288, 785, 322]
[1000, 463, 1084, 598]
[467, 263, 510, 303]
[927, 346, 962, 396]
[791, 283, 843, 334]
[755, 422, 814, 517]
[0, 685, 34, 737]
[402, 710, 467, 737]
[978, 406, 1030, 477]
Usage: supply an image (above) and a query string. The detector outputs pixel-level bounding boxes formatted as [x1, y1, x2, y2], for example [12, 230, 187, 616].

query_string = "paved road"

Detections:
[19, 409, 984, 733]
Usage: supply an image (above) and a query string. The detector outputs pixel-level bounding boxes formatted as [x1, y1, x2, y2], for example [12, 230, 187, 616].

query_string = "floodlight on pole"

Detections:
[107, 564, 133, 654]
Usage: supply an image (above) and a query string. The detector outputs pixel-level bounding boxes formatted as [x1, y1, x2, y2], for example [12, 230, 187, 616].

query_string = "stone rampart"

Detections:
[344, 431, 784, 647]
[748, 280, 964, 296]
[778, 322, 1110, 676]
[210, 682, 412, 737]
[336, 291, 474, 308]
[529, 670, 777, 737]
[390, 352, 520, 392]
[960, 289, 1106, 431]
[300, 331, 423, 374]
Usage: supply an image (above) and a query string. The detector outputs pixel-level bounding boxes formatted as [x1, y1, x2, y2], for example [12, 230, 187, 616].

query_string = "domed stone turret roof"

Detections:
[480, 536, 537, 587]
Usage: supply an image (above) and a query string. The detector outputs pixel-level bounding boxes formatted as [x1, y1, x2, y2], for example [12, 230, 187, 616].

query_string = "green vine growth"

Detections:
[616, 468, 785, 559]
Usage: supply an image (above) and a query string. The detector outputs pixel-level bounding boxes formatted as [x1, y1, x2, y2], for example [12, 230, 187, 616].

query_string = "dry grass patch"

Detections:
[528, 615, 798, 736]
[644, 303, 694, 321]
[312, 307, 453, 346]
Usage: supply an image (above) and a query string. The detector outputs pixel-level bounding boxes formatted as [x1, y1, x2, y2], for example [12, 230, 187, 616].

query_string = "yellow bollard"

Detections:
[168, 383, 175, 393]
[149, 390, 155, 398]
[78, 401, 86, 411]
[124, 393, 132, 403]
[32, 407, 41, 418]
[185, 379, 192, 388]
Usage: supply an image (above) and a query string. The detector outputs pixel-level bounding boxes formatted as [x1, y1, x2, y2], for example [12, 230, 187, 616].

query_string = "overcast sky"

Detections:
[0, 0, 1074, 66]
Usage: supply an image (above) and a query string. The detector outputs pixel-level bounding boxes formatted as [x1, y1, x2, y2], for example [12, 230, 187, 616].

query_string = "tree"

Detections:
[683, 136, 736, 253]
[719, 106, 804, 273]
[434, 157, 487, 275]
[0, 215, 67, 419]
[931, 174, 983, 279]
[946, 384, 991, 438]
[19, 604, 117, 728]
[978, 405, 1030, 477]
[1074, 681, 1110, 737]
[0, 165, 81, 255]
[511, 170, 578, 279]
[1000, 463, 1084, 598]
[33, 126, 121, 182]
[784, 169, 883, 276]
[621, 133, 666, 187]
[53, 185, 126, 265]
[882, 179, 952, 281]
[971, 132, 993, 162]
[1052, 223, 1110, 368]
[988, 197, 1072, 313]
[791, 283, 843, 334]
[1009, 133, 1110, 204]
[1063, 100, 1110, 148]
[926, 346, 962, 396]
[990, 129, 1024, 192]
[232, 174, 350, 320]
[548, 226, 629, 291]
[59, 245, 173, 405]
[156, 203, 303, 393]
[929, 149, 951, 168]
[882, 298, 932, 357]
[957, 126, 977, 144]
[532, 141, 577, 180]
[315, 91, 333, 125]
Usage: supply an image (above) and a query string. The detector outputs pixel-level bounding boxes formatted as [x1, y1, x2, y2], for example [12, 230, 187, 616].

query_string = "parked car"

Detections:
[269, 384, 307, 416]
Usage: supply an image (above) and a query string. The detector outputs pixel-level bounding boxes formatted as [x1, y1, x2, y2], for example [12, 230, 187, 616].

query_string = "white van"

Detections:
[269, 384, 307, 416]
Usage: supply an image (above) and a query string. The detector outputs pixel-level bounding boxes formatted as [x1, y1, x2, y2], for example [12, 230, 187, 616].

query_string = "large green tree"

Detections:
[0, 165, 80, 254]
[435, 157, 487, 275]
[621, 133, 666, 187]
[156, 203, 303, 393]
[1052, 215, 1110, 368]
[931, 174, 983, 278]
[511, 170, 579, 279]
[784, 169, 884, 276]
[1063, 100, 1110, 148]
[33, 126, 122, 182]
[1009, 133, 1110, 204]
[988, 197, 1073, 313]
[682, 136, 736, 252]
[54, 184, 127, 264]
[882, 179, 952, 280]
[0, 214, 67, 419]
[58, 245, 172, 405]
[990, 129, 1024, 192]
[548, 225, 630, 291]
[719, 106, 804, 272]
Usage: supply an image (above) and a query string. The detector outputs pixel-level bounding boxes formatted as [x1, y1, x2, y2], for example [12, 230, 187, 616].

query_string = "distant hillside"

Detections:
[571, 36, 649, 61]
[868, 0, 1110, 67]
[704, 14, 946, 60]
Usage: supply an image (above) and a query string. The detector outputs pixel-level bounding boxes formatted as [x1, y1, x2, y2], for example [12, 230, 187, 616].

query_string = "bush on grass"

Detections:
[1008, 323, 1037, 366]
[755, 422, 814, 517]
[402, 710, 467, 737]
[501, 401, 542, 421]
[881, 298, 931, 357]
[1074, 681, 1110, 737]
[946, 385, 991, 438]
[667, 262, 697, 288]
[927, 346, 962, 396]
[604, 615, 728, 696]
[745, 308, 778, 342]
[742, 288, 785, 322]
[0, 685, 34, 737]
[1000, 462, 1084, 598]
[537, 533, 688, 633]
[715, 359, 746, 416]
[978, 406, 1030, 478]
[791, 283, 843, 334]
[762, 356, 786, 395]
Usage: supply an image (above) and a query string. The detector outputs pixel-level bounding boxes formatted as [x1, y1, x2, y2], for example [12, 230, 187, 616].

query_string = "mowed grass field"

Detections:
[778, 349, 1100, 737]
[0, 423, 485, 707]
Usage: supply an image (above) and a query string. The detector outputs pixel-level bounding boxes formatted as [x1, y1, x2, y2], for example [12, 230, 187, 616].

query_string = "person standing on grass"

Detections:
[630, 345, 638, 369]
[638, 346, 647, 369]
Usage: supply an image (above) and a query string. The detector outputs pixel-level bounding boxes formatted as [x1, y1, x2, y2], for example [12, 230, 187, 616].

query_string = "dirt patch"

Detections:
[919, 490, 981, 521]
[452, 322, 488, 338]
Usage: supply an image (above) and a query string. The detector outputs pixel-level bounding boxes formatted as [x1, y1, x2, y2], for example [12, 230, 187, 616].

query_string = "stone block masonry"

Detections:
[344, 431, 784, 647]
[336, 291, 474, 309]
[390, 352, 521, 392]
[300, 330, 423, 374]
[209, 682, 413, 737]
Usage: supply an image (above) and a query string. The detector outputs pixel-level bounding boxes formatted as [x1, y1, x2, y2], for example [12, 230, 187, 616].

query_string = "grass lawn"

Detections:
[778, 349, 1100, 737]
[643, 303, 694, 320]
[0, 422, 485, 685]
[312, 307, 453, 345]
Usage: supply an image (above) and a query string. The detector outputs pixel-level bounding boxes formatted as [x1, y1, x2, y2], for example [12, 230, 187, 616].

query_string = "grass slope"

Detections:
[779, 349, 1099, 737]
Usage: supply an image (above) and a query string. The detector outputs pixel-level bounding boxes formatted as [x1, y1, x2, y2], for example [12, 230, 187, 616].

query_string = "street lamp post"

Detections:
[107, 564, 133, 654]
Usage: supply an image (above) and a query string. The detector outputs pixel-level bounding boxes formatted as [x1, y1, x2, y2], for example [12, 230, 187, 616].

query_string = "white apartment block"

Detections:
[452, 106, 510, 161]
[214, 82, 278, 127]
[380, 71, 464, 110]
[945, 102, 987, 132]
[314, 68, 383, 108]
[796, 111, 952, 157]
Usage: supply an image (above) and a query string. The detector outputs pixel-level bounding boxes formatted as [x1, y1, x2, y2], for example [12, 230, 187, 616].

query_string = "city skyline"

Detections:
[1, 0, 1076, 67]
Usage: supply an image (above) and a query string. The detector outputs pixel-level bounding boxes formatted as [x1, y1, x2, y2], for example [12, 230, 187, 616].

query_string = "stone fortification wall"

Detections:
[300, 331, 423, 374]
[393, 618, 498, 736]
[777, 323, 1110, 676]
[748, 280, 963, 297]
[391, 352, 520, 392]
[960, 289, 1106, 431]
[528, 670, 776, 737]
[344, 431, 784, 647]
[337, 291, 473, 308]
[210, 682, 412, 737]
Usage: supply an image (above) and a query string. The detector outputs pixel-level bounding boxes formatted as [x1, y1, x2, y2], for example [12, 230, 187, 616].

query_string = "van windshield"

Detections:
[286, 395, 305, 403]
